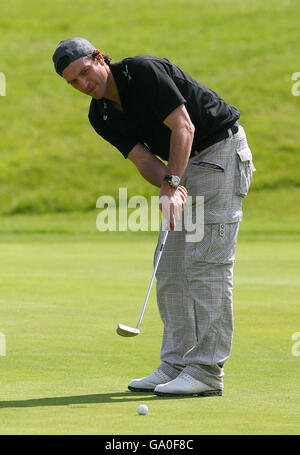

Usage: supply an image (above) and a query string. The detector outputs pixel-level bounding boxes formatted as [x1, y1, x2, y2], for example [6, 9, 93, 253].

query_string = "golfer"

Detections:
[52, 38, 255, 397]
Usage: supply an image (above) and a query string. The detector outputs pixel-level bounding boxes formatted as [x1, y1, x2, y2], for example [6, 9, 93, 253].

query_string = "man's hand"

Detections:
[159, 182, 187, 230]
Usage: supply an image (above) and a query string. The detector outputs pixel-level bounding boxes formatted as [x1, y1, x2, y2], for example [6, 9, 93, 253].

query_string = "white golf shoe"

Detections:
[128, 369, 174, 392]
[154, 373, 222, 397]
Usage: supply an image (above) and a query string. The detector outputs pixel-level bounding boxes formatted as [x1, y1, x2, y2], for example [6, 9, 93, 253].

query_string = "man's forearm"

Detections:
[128, 119, 194, 190]
[138, 126, 193, 189]
[166, 125, 194, 178]
[128, 143, 167, 187]
[138, 155, 167, 187]
[158, 124, 194, 230]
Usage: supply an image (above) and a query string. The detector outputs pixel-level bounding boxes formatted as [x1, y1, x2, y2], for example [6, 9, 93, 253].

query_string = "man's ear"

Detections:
[93, 49, 103, 62]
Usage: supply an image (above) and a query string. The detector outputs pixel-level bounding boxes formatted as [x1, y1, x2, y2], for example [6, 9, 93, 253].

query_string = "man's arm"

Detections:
[128, 143, 186, 230]
[128, 143, 167, 187]
[128, 104, 194, 184]
[160, 104, 194, 229]
[128, 104, 194, 230]
[163, 103, 195, 179]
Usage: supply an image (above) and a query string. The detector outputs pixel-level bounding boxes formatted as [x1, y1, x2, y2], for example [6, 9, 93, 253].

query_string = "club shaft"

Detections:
[136, 229, 169, 329]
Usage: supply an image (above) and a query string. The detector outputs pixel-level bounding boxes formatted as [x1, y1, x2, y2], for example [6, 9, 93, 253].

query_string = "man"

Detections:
[53, 37, 255, 397]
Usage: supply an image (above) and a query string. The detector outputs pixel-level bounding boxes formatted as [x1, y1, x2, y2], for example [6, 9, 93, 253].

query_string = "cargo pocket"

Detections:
[190, 223, 239, 265]
[235, 142, 255, 198]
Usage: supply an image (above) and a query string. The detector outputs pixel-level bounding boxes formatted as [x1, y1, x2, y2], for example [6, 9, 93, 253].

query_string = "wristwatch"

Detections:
[163, 174, 181, 189]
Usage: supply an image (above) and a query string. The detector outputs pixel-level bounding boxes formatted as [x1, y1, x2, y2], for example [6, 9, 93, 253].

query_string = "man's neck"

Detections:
[104, 69, 123, 111]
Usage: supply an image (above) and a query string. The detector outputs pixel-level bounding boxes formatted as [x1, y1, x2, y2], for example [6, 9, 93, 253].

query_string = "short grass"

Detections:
[0, 227, 299, 435]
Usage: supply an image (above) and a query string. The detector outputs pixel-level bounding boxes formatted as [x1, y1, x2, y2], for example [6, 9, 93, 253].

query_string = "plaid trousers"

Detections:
[155, 125, 255, 390]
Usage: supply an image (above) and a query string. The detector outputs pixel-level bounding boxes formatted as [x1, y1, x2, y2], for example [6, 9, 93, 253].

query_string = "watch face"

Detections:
[171, 176, 180, 187]
[163, 174, 180, 188]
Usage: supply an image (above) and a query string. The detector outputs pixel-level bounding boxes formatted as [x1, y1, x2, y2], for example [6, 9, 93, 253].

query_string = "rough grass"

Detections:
[0, 0, 299, 214]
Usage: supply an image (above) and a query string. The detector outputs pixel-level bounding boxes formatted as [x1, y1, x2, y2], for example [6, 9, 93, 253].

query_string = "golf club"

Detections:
[116, 229, 169, 337]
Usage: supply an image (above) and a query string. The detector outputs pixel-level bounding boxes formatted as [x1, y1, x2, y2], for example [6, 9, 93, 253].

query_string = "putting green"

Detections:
[0, 232, 299, 435]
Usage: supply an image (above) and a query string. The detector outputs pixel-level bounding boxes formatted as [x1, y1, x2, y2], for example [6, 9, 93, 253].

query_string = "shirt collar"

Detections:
[109, 60, 131, 110]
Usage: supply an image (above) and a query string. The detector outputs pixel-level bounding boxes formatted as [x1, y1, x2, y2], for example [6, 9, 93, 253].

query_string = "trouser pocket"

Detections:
[235, 140, 256, 198]
[192, 161, 225, 172]
[189, 223, 240, 265]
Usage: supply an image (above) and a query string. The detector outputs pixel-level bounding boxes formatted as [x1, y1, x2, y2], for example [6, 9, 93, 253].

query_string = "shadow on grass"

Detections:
[0, 392, 187, 409]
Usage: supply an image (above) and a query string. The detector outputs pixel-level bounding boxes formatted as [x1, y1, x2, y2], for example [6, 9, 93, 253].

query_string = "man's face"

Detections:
[62, 54, 108, 99]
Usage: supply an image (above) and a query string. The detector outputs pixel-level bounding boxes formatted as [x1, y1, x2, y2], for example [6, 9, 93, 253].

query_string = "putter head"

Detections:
[116, 324, 140, 337]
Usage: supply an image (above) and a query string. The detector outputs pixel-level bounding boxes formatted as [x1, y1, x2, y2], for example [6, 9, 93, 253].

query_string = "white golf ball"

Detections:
[137, 404, 148, 415]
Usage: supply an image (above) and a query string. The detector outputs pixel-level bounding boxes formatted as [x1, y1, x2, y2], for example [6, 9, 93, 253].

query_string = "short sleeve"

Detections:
[131, 59, 186, 122]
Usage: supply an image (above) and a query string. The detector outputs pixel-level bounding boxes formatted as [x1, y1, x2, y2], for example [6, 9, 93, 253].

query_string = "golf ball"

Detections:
[137, 404, 148, 415]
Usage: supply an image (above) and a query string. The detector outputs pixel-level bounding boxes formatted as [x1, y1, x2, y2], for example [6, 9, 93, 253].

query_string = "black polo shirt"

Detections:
[88, 56, 240, 160]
